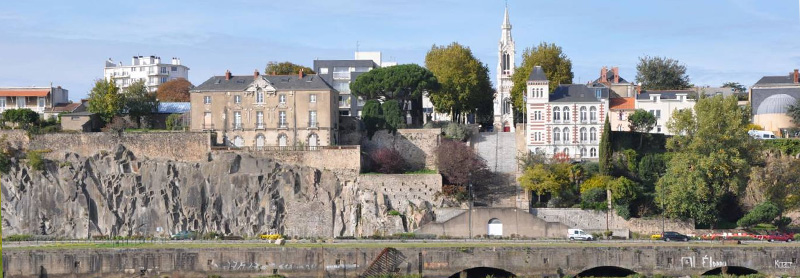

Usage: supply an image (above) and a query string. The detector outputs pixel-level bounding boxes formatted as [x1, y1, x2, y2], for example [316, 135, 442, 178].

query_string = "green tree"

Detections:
[657, 95, 757, 227]
[736, 202, 780, 228]
[637, 153, 667, 190]
[2, 109, 40, 130]
[598, 115, 612, 175]
[628, 109, 656, 149]
[122, 80, 159, 128]
[748, 155, 800, 213]
[264, 61, 315, 75]
[424, 42, 494, 124]
[165, 114, 184, 130]
[381, 100, 404, 134]
[721, 82, 746, 93]
[510, 42, 573, 112]
[350, 64, 440, 126]
[609, 176, 641, 219]
[519, 162, 571, 204]
[362, 100, 383, 139]
[87, 79, 123, 123]
[787, 98, 800, 126]
[635, 56, 691, 90]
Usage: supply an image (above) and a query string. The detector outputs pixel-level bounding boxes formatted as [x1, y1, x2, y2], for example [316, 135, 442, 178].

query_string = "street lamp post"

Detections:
[468, 171, 473, 239]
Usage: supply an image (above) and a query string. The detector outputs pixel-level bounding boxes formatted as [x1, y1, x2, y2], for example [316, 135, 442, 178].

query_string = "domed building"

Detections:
[751, 70, 800, 137]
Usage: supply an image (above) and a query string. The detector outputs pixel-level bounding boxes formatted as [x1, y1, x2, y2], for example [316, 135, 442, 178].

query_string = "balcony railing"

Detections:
[333, 72, 351, 80]
[278, 122, 288, 129]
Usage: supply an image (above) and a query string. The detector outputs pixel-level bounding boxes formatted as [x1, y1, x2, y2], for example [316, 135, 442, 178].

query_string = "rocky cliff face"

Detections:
[1, 145, 437, 238]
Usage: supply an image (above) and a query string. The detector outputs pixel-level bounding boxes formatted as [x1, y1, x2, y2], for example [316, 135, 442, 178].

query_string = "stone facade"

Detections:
[362, 129, 441, 170]
[217, 146, 362, 172]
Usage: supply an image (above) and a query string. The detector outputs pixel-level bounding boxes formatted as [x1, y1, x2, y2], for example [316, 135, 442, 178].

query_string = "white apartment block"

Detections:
[634, 91, 695, 135]
[104, 55, 189, 91]
[525, 66, 609, 161]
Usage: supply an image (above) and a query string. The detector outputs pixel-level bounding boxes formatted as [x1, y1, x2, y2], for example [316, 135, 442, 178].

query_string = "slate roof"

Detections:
[549, 84, 608, 102]
[157, 102, 190, 114]
[528, 66, 547, 81]
[693, 87, 739, 97]
[313, 60, 377, 69]
[754, 75, 796, 86]
[47, 102, 83, 113]
[192, 74, 332, 92]
[636, 90, 693, 100]
[609, 97, 635, 110]
[751, 87, 800, 115]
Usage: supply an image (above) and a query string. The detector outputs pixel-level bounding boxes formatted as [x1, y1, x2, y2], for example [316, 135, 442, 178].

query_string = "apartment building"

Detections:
[104, 55, 189, 91]
[313, 52, 396, 117]
[0, 86, 70, 119]
[635, 90, 695, 135]
[190, 70, 338, 148]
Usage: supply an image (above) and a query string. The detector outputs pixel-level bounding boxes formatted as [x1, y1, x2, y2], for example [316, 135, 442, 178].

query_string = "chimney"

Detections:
[600, 66, 607, 82]
[613, 67, 619, 83]
[254, 69, 260, 80]
[225, 70, 232, 81]
[794, 69, 798, 84]
[299, 69, 305, 79]
[637, 85, 642, 95]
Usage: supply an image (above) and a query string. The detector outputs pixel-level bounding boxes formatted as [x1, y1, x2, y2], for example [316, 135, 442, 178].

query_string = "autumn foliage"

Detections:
[369, 148, 407, 174]
[435, 140, 490, 186]
[156, 78, 192, 102]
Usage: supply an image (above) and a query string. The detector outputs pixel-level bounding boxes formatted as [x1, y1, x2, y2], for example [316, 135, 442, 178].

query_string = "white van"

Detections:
[568, 229, 594, 241]
[748, 130, 776, 140]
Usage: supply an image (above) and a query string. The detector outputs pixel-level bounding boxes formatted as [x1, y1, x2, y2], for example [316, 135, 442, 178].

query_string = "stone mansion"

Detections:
[525, 66, 609, 160]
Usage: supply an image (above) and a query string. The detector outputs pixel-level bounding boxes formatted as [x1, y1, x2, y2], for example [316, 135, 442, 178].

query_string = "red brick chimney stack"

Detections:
[299, 69, 305, 79]
[600, 66, 607, 83]
[794, 69, 798, 84]
[254, 69, 260, 80]
[225, 70, 232, 81]
[613, 67, 619, 84]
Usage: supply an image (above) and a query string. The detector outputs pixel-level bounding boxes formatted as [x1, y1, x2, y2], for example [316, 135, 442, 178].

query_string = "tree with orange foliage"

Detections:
[156, 78, 193, 102]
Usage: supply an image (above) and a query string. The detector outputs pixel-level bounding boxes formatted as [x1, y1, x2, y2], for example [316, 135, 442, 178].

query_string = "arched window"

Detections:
[502, 98, 511, 115]
[580, 127, 587, 142]
[590, 106, 597, 122]
[553, 107, 561, 121]
[590, 148, 597, 157]
[580, 106, 587, 122]
[564, 148, 570, 157]
[581, 148, 587, 157]
[278, 134, 288, 147]
[232, 136, 244, 147]
[553, 127, 561, 142]
[308, 133, 319, 149]
[563, 128, 570, 143]
[563, 106, 570, 121]
[553, 147, 559, 154]
[255, 134, 265, 150]
[590, 127, 597, 142]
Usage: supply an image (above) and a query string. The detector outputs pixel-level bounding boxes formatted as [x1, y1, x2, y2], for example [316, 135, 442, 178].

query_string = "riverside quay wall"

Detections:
[3, 244, 800, 277]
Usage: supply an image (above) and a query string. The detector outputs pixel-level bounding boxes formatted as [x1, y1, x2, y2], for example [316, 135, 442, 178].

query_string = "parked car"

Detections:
[748, 130, 776, 140]
[170, 231, 196, 240]
[567, 229, 594, 241]
[661, 231, 690, 242]
[755, 233, 794, 242]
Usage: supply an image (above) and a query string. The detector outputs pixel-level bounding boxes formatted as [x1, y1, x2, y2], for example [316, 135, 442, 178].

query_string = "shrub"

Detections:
[441, 184, 468, 202]
[6, 234, 33, 241]
[362, 100, 384, 139]
[166, 113, 184, 130]
[27, 150, 45, 171]
[435, 140, 490, 186]
[795, 234, 800, 241]
[774, 217, 792, 229]
[382, 100, 405, 134]
[581, 175, 612, 192]
[103, 116, 132, 134]
[615, 204, 632, 220]
[369, 148, 407, 174]
[737, 202, 780, 228]
[388, 210, 401, 216]
[443, 122, 472, 141]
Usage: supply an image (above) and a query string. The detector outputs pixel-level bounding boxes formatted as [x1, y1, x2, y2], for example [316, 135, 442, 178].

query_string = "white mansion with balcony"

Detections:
[104, 55, 189, 91]
[525, 66, 609, 160]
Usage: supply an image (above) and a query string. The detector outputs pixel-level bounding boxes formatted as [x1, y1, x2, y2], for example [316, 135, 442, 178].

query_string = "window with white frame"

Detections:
[581, 148, 587, 157]
[160, 77, 167, 83]
[160, 67, 167, 74]
[256, 89, 264, 104]
[256, 111, 264, 128]
[564, 148, 570, 157]
[319, 68, 329, 74]
[590, 148, 597, 157]
[590, 106, 597, 122]
[233, 111, 242, 129]
[553, 127, 561, 142]
[234, 95, 241, 104]
[580, 127, 587, 142]
[309, 111, 317, 127]
[0, 97, 6, 108]
[310, 94, 317, 103]
[590, 127, 597, 141]
[563, 106, 570, 121]
[534, 111, 542, 121]
[37, 97, 45, 107]
[279, 94, 286, 105]
[278, 111, 287, 128]
[204, 96, 211, 104]
[563, 128, 570, 143]
[171, 66, 177, 71]
[278, 134, 288, 147]
[580, 107, 587, 122]
[16, 97, 25, 108]
[553, 107, 561, 121]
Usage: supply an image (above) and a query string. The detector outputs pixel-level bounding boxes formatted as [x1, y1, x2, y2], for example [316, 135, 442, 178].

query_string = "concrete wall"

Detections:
[0, 130, 211, 162]
[418, 207, 569, 238]
[362, 129, 441, 170]
[358, 173, 442, 212]
[6, 245, 799, 277]
[531, 208, 695, 237]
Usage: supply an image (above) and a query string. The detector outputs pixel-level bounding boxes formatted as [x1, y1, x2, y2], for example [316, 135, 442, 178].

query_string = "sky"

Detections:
[1, 0, 800, 101]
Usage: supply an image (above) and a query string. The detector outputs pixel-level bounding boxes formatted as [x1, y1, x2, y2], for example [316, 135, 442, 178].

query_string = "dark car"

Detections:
[662, 231, 690, 242]
[170, 231, 196, 240]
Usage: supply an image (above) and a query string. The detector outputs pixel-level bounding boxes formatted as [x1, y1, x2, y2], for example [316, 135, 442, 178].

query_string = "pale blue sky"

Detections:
[1, 0, 799, 100]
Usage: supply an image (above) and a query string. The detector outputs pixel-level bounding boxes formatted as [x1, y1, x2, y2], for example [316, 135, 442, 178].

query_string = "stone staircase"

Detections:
[361, 248, 406, 277]
[474, 132, 518, 174]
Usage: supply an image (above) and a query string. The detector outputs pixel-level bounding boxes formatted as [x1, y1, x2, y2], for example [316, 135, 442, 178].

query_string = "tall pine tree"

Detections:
[598, 114, 612, 175]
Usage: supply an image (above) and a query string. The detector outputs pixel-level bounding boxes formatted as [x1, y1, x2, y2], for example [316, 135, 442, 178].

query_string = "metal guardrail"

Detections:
[211, 145, 358, 151]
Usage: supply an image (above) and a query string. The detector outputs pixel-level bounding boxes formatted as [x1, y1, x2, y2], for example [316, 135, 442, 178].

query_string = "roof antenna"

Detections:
[356, 41, 360, 53]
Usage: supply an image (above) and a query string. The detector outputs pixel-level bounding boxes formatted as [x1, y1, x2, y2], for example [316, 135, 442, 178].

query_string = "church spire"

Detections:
[502, 5, 511, 29]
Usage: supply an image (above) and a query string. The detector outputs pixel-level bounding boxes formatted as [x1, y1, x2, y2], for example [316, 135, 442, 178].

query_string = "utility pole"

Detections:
[468, 171, 473, 239]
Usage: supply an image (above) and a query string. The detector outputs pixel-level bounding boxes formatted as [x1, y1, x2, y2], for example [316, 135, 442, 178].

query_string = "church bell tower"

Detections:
[494, 5, 516, 132]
